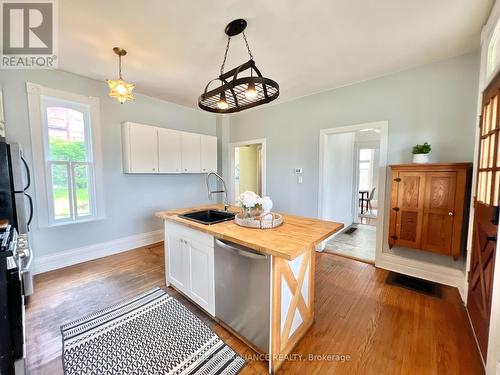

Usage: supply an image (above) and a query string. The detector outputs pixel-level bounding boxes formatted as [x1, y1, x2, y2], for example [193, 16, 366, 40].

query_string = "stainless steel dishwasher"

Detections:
[214, 238, 270, 353]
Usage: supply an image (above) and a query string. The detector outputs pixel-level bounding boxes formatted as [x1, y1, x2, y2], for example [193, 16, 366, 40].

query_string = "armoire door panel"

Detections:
[400, 175, 422, 209]
[399, 211, 419, 242]
[395, 172, 426, 249]
[421, 172, 457, 255]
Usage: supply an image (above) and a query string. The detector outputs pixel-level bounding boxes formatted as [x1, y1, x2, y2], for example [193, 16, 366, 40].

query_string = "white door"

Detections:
[158, 128, 182, 173]
[181, 133, 201, 173]
[129, 124, 158, 173]
[167, 235, 189, 290]
[201, 135, 217, 173]
[187, 240, 214, 315]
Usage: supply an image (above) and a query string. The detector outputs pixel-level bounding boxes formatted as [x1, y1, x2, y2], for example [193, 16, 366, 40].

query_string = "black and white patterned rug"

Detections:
[61, 288, 245, 375]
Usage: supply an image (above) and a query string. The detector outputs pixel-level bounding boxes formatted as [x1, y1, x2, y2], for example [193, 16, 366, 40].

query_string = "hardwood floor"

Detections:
[26, 243, 484, 374]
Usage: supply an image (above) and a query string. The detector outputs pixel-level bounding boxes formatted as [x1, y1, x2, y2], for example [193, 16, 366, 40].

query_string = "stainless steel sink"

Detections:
[178, 209, 235, 225]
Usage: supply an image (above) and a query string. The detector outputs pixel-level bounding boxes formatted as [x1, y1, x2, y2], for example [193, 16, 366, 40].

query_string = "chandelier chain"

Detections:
[242, 31, 254, 60]
[220, 36, 231, 76]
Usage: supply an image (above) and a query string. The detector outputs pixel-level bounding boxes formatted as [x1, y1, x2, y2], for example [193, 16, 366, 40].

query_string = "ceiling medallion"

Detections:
[107, 47, 135, 104]
[198, 19, 279, 114]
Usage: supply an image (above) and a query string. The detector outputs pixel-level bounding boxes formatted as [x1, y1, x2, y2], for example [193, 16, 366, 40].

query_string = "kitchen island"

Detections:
[156, 204, 343, 373]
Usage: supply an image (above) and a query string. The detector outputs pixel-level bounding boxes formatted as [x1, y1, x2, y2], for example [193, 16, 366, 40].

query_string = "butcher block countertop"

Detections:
[155, 204, 344, 260]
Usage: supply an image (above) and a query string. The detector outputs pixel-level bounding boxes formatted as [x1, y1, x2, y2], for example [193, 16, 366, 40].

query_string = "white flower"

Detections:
[238, 191, 262, 208]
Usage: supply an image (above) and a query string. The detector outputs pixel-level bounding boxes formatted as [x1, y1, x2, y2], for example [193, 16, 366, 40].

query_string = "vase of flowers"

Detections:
[412, 142, 431, 163]
[238, 191, 263, 218]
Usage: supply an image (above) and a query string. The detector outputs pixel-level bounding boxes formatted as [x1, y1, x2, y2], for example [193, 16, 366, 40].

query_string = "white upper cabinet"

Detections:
[181, 132, 201, 173]
[122, 122, 159, 173]
[201, 135, 218, 173]
[122, 122, 217, 174]
[158, 128, 182, 173]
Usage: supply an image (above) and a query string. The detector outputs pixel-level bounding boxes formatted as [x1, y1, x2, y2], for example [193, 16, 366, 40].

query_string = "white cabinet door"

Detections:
[166, 235, 189, 290]
[201, 135, 218, 173]
[164, 221, 215, 315]
[181, 133, 201, 173]
[187, 241, 215, 315]
[128, 123, 158, 173]
[158, 128, 182, 173]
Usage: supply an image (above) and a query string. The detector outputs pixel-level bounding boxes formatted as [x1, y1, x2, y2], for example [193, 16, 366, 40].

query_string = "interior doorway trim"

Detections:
[228, 138, 267, 204]
[317, 121, 389, 263]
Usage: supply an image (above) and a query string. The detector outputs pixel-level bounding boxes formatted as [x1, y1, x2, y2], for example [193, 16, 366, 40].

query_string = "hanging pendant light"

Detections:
[198, 19, 279, 113]
[107, 47, 134, 104]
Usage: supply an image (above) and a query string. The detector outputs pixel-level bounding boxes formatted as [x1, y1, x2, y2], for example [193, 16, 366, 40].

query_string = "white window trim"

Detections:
[26, 82, 105, 227]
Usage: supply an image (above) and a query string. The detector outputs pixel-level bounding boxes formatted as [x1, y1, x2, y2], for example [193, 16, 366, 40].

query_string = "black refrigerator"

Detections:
[0, 140, 32, 375]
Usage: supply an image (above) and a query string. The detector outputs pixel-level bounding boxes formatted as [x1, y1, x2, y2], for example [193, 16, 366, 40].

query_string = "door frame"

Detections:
[318, 121, 389, 263]
[228, 138, 267, 204]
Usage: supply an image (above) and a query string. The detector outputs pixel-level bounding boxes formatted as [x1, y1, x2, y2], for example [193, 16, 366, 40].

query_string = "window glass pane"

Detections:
[479, 171, 487, 203]
[486, 103, 492, 135]
[46, 106, 87, 162]
[487, 22, 500, 78]
[74, 164, 91, 217]
[492, 96, 498, 130]
[497, 134, 500, 167]
[483, 137, 490, 168]
[490, 134, 496, 169]
[487, 171, 493, 205]
[51, 163, 71, 220]
[359, 170, 369, 190]
[359, 149, 372, 161]
[495, 171, 500, 206]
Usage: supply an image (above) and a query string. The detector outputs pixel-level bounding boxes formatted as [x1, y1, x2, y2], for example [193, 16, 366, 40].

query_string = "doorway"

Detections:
[229, 139, 266, 203]
[318, 122, 388, 264]
[467, 72, 500, 361]
[356, 142, 380, 226]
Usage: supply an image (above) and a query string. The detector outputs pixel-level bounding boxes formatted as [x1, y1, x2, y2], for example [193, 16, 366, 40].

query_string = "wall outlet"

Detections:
[294, 167, 303, 174]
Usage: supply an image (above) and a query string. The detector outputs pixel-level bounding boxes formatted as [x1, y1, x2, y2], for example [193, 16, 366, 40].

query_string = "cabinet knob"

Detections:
[448, 211, 455, 216]
[184, 168, 188, 171]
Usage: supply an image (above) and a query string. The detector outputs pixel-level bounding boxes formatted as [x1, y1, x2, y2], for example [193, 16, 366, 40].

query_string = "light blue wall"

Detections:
[228, 52, 480, 218]
[0, 69, 217, 256]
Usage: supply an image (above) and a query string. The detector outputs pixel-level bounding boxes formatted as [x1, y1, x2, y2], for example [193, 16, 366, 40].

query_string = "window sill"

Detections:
[44, 216, 106, 228]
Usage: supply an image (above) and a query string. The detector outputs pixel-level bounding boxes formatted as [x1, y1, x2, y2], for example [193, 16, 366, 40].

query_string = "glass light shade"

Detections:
[245, 82, 258, 99]
[107, 78, 134, 104]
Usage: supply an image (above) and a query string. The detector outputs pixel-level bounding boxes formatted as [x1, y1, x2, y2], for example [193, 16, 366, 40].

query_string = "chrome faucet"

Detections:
[206, 172, 229, 211]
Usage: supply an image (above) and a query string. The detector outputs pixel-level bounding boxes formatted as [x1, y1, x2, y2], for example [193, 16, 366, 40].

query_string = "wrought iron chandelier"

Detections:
[198, 19, 279, 113]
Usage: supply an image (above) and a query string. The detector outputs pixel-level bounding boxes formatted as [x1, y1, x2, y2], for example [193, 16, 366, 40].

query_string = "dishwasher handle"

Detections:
[215, 239, 268, 260]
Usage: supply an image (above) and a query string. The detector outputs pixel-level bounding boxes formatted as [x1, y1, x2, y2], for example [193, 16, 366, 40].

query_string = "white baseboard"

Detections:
[376, 252, 466, 301]
[33, 230, 164, 274]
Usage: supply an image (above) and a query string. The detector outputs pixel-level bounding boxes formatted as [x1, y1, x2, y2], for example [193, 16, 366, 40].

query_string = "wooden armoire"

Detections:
[388, 163, 472, 259]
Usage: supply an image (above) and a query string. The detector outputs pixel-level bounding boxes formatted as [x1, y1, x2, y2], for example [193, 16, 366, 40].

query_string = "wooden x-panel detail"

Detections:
[471, 224, 495, 317]
[271, 247, 315, 373]
[281, 250, 311, 344]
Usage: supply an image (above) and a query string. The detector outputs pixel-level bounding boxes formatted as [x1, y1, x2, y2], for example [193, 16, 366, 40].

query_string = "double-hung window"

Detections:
[27, 83, 104, 226]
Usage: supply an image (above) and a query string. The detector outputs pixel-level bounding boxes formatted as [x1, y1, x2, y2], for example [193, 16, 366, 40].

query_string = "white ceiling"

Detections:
[59, 0, 493, 108]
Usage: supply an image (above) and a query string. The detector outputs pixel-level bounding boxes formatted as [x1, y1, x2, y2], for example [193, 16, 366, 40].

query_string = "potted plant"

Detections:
[412, 142, 431, 163]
